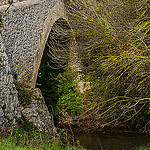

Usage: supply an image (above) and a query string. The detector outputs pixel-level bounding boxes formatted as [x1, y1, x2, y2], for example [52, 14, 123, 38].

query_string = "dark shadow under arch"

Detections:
[36, 18, 72, 114]
[46, 18, 72, 68]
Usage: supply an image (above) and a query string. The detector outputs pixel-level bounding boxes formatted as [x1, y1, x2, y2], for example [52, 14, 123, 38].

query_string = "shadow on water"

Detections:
[75, 132, 150, 150]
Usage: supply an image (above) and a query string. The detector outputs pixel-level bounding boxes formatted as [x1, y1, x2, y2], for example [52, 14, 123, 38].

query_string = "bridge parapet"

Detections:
[0, 0, 42, 11]
[0, 0, 65, 87]
[0, 0, 36, 7]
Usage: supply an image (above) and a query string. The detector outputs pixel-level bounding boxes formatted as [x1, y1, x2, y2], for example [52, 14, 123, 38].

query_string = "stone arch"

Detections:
[31, 0, 71, 88]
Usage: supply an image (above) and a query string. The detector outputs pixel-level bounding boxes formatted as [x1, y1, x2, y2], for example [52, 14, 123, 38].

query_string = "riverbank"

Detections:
[0, 138, 84, 150]
[57, 120, 150, 135]
[0, 127, 85, 150]
[0, 130, 150, 150]
[0, 123, 150, 150]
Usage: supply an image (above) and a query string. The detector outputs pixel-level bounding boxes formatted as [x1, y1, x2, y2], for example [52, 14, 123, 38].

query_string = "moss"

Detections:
[0, 55, 4, 62]
[15, 114, 36, 132]
[15, 81, 32, 107]
[2, 102, 6, 110]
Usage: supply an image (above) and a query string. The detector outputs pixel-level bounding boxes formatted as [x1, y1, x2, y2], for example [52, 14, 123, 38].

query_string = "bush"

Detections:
[56, 70, 83, 117]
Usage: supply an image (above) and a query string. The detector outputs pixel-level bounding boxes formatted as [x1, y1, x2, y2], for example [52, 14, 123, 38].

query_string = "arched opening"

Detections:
[36, 18, 72, 115]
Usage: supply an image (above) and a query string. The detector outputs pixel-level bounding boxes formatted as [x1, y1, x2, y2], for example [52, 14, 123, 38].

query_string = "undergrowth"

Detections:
[36, 45, 84, 124]
[0, 127, 85, 150]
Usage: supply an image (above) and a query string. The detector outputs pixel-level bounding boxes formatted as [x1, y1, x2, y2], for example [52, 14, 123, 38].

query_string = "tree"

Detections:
[64, 0, 150, 132]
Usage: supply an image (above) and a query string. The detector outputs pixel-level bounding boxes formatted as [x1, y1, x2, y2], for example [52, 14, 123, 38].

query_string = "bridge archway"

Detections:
[31, 0, 73, 88]
[35, 17, 72, 112]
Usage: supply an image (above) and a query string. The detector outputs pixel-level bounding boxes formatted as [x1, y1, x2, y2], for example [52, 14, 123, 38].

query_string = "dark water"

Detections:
[75, 132, 150, 150]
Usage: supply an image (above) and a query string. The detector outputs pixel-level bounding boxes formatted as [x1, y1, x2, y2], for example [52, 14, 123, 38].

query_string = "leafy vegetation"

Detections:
[0, 127, 84, 150]
[56, 70, 83, 117]
[137, 146, 150, 150]
[36, 45, 83, 123]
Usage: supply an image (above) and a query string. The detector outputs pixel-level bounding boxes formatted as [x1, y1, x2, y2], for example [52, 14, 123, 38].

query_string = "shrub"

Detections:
[66, 0, 150, 132]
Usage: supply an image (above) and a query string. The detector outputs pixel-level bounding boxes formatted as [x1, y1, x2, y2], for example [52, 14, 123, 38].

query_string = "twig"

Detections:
[129, 98, 150, 109]
[69, 124, 75, 149]
[97, 138, 104, 150]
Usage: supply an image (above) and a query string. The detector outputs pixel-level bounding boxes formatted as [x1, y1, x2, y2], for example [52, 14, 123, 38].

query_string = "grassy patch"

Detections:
[135, 145, 150, 150]
[0, 127, 85, 150]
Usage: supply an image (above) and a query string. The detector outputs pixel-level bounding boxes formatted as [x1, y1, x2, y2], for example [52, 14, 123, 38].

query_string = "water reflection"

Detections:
[75, 132, 150, 150]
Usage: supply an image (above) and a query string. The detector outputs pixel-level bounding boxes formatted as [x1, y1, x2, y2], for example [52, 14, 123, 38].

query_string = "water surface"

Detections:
[75, 132, 150, 150]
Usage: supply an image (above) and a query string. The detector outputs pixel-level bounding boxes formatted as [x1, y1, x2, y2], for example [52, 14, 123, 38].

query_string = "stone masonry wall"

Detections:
[0, 40, 21, 132]
[0, 1, 27, 6]
[0, 0, 64, 134]
[1, 0, 57, 82]
[22, 88, 56, 134]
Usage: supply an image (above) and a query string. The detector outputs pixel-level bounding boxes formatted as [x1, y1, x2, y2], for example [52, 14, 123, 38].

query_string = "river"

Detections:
[75, 132, 150, 150]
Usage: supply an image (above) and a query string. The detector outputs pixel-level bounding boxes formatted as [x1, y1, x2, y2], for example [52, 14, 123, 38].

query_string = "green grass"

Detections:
[0, 127, 85, 150]
[0, 140, 84, 150]
[0, 137, 85, 150]
[136, 146, 150, 150]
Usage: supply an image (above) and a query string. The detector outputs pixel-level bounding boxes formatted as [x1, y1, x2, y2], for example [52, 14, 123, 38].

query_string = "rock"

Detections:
[0, 40, 22, 133]
[22, 88, 57, 135]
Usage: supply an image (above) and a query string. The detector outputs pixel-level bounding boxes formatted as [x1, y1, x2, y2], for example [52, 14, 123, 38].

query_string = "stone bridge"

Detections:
[0, 0, 78, 134]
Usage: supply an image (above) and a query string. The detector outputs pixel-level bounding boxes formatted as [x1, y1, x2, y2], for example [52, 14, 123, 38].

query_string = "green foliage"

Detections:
[36, 45, 83, 118]
[36, 0, 149, 132]
[15, 60, 33, 87]
[136, 145, 150, 150]
[56, 71, 83, 117]
[36, 46, 65, 111]
[15, 114, 37, 133]
[0, 127, 85, 150]
[37, 62, 83, 117]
